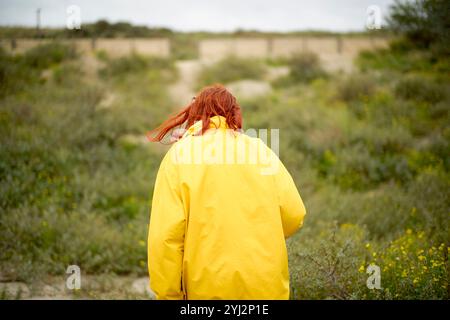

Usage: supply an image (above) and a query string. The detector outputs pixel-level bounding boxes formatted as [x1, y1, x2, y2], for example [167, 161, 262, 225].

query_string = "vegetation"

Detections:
[273, 52, 327, 87]
[240, 72, 449, 298]
[387, 0, 449, 54]
[0, 0, 448, 299]
[0, 43, 176, 287]
[197, 56, 266, 88]
[0, 43, 77, 98]
[98, 53, 176, 79]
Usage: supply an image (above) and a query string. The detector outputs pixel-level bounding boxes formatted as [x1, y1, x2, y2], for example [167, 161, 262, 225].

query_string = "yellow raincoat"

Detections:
[148, 116, 306, 299]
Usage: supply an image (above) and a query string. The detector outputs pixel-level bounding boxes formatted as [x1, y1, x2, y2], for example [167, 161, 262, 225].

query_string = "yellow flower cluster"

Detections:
[362, 229, 448, 296]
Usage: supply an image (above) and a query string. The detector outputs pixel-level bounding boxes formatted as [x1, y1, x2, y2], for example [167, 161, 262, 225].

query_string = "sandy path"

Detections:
[0, 276, 155, 300]
[169, 60, 202, 105]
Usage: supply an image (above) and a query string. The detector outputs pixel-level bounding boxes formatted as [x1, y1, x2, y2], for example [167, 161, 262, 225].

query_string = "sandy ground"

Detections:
[227, 79, 273, 99]
[169, 60, 203, 105]
[0, 276, 155, 300]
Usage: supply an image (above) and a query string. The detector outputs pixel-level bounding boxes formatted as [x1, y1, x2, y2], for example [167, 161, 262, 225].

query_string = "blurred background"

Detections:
[0, 0, 448, 299]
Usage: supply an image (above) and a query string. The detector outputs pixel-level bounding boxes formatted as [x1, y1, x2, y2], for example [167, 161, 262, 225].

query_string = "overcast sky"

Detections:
[0, 0, 395, 32]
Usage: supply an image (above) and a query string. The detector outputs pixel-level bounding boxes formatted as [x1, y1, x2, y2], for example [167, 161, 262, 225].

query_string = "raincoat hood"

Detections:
[182, 115, 230, 138]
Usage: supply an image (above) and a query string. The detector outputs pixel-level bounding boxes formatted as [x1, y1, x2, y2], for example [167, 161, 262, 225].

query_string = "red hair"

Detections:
[148, 84, 242, 142]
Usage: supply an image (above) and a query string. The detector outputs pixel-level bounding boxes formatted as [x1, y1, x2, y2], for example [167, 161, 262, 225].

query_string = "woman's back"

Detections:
[148, 115, 306, 299]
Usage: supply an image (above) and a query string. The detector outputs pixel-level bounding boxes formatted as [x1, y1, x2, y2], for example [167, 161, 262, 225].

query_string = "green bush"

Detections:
[289, 52, 326, 82]
[99, 54, 175, 79]
[170, 35, 198, 60]
[394, 76, 447, 103]
[277, 52, 326, 85]
[290, 223, 370, 299]
[95, 49, 109, 62]
[197, 56, 265, 87]
[357, 49, 423, 73]
[52, 63, 84, 85]
[0, 43, 77, 98]
[388, 37, 417, 53]
[387, 0, 450, 54]
[22, 42, 77, 70]
[336, 73, 376, 103]
[317, 146, 414, 190]
[0, 48, 34, 97]
[357, 47, 449, 75]
[0, 207, 149, 281]
[0, 47, 173, 282]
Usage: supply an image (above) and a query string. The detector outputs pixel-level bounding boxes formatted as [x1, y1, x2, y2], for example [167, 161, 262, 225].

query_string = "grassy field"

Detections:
[0, 37, 448, 299]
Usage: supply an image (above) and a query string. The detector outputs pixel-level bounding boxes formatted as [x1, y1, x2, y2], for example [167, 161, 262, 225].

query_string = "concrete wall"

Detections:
[199, 38, 269, 60]
[198, 36, 389, 72]
[199, 36, 389, 60]
[0, 36, 388, 72]
[0, 38, 171, 57]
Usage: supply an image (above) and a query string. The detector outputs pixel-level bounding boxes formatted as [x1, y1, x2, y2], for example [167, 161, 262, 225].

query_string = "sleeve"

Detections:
[274, 159, 307, 238]
[147, 152, 186, 300]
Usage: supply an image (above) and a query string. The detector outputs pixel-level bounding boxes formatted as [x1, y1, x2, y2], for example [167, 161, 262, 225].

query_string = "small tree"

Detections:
[387, 0, 450, 52]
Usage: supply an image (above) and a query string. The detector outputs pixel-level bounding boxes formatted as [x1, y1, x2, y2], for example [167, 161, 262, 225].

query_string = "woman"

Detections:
[147, 84, 306, 300]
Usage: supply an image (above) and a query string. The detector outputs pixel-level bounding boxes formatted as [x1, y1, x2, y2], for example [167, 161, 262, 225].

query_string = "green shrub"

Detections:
[387, 0, 450, 53]
[99, 54, 175, 79]
[0, 43, 77, 98]
[336, 73, 376, 103]
[0, 50, 172, 282]
[95, 49, 109, 62]
[0, 48, 35, 97]
[0, 208, 149, 281]
[358, 49, 425, 73]
[395, 76, 447, 103]
[290, 223, 370, 299]
[22, 42, 77, 70]
[197, 56, 265, 87]
[285, 52, 326, 84]
[318, 146, 414, 190]
[357, 47, 449, 75]
[388, 37, 417, 53]
[170, 35, 198, 60]
[288, 171, 449, 299]
[52, 63, 84, 85]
